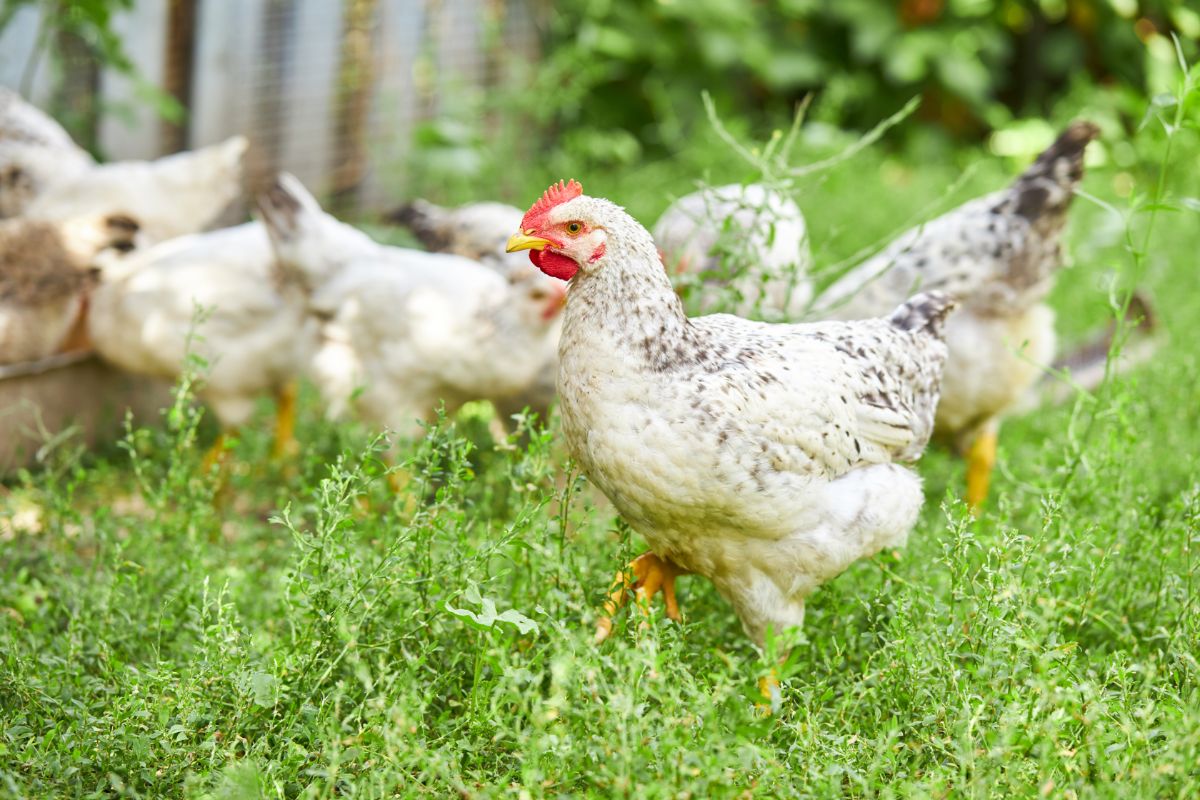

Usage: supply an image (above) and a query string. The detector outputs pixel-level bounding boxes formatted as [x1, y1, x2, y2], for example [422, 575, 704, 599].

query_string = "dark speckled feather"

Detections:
[388, 198, 527, 274]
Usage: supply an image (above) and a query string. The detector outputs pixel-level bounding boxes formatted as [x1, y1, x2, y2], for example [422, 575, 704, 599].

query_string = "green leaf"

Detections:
[248, 672, 277, 708]
[495, 609, 540, 636]
[445, 586, 540, 636]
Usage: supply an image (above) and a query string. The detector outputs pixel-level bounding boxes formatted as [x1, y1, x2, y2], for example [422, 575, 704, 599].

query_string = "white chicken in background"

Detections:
[506, 180, 952, 659]
[259, 176, 566, 442]
[389, 196, 561, 430]
[23, 136, 248, 245]
[0, 87, 96, 218]
[389, 198, 528, 274]
[816, 121, 1100, 509]
[87, 212, 381, 466]
[654, 183, 812, 320]
[1, 213, 139, 364]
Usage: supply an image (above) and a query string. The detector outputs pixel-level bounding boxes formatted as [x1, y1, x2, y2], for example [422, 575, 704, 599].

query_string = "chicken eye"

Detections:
[566, 221, 583, 235]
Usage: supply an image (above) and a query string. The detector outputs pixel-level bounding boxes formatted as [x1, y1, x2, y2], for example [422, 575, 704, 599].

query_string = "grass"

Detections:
[2, 105, 1200, 797]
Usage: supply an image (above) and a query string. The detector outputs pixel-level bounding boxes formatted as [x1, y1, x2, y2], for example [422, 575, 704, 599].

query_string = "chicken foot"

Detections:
[594, 552, 688, 643]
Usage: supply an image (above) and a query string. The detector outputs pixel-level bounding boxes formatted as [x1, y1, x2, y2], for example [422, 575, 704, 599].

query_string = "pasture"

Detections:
[3, 111, 1198, 797]
[2, 2, 1200, 797]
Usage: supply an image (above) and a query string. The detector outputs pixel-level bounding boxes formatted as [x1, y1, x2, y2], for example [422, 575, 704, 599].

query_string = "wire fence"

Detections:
[0, 0, 536, 213]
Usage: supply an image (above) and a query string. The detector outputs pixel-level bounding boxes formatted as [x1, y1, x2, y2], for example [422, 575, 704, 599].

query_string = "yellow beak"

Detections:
[506, 231, 552, 253]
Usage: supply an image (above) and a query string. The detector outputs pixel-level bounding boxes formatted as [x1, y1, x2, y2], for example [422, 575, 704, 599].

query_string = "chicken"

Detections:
[0, 87, 96, 218]
[506, 180, 953, 651]
[23, 136, 248, 245]
[815, 122, 1099, 510]
[259, 176, 566, 442]
[389, 196, 561, 430]
[1031, 291, 1161, 408]
[1, 88, 245, 242]
[88, 211, 379, 468]
[389, 198, 528, 274]
[1, 213, 139, 364]
[654, 183, 812, 319]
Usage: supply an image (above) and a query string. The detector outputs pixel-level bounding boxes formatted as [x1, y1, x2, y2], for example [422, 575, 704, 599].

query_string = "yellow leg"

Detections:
[757, 668, 781, 716]
[272, 381, 299, 460]
[965, 430, 998, 515]
[387, 465, 420, 516]
[594, 552, 687, 643]
[201, 431, 230, 474]
[387, 466, 413, 494]
[201, 431, 236, 503]
[352, 462, 418, 516]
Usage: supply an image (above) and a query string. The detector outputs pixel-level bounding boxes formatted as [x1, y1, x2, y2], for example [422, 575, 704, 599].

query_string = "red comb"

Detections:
[524, 179, 583, 224]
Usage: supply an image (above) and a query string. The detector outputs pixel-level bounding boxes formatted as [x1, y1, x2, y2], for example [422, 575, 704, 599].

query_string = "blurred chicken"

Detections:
[815, 122, 1100, 510]
[389, 198, 528, 273]
[507, 180, 952, 654]
[262, 176, 565, 441]
[88, 212, 379, 468]
[1029, 290, 1161, 408]
[23, 136, 247, 245]
[654, 183, 812, 319]
[1, 88, 97, 218]
[0, 213, 139, 363]
[390, 196, 561, 429]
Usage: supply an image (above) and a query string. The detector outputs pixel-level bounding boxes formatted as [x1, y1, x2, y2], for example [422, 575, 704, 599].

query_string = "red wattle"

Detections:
[530, 249, 578, 281]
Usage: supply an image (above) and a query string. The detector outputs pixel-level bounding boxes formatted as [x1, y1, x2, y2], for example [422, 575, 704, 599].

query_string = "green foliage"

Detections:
[0, 0, 133, 79]
[402, 0, 1199, 198]
[0, 0, 183, 149]
[529, 0, 1198, 142]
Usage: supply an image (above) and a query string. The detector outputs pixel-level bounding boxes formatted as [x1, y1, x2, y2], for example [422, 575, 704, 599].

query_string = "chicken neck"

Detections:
[562, 227, 706, 372]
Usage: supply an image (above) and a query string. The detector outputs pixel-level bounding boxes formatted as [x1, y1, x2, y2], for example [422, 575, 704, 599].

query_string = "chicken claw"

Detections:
[594, 552, 687, 643]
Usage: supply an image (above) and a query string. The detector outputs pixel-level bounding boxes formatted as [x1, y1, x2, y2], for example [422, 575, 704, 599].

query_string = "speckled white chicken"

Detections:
[654, 183, 812, 320]
[506, 180, 953, 648]
[1, 213, 139, 363]
[0, 87, 96, 218]
[259, 176, 566, 441]
[816, 122, 1099, 509]
[23, 136, 248, 245]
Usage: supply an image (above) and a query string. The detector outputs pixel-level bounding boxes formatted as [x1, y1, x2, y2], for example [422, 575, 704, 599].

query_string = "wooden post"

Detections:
[161, 0, 197, 153]
[329, 0, 379, 215]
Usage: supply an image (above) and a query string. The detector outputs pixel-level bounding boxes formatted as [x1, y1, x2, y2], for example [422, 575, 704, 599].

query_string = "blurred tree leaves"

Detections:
[525, 0, 1198, 150]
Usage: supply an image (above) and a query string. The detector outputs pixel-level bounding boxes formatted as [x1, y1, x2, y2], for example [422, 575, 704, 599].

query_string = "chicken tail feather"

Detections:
[887, 290, 957, 338]
[256, 173, 382, 296]
[385, 199, 449, 250]
[1010, 120, 1100, 221]
[256, 172, 329, 294]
